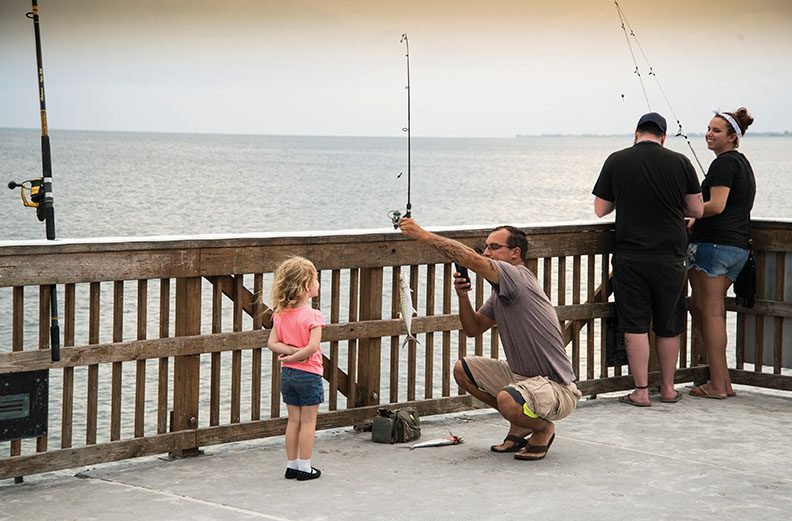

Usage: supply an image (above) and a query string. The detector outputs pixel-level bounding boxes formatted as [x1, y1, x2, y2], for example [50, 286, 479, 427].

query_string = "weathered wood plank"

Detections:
[774, 254, 785, 373]
[424, 264, 435, 399]
[157, 278, 170, 435]
[0, 431, 197, 480]
[730, 369, 792, 391]
[86, 282, 100, 445]
[0, 250, 201, 287]
[442, 263, 452, 397]
[62, 284, 75, 449]
[135, 280, 147, 438]
[346, 268, 358, 409]
[111, 281, 124, 441]
[754, 252, 766, 371]
[578, 366, 709, 396]
[407, 266, 418, 401]
[210, 280, 222, 427]
[230, 275, 243, 424]
[389, 266, 400, 404]
[172, 277, 201, 456]
[10, 287, 23, 459]
[329, 269, 341, 410]
[0, 307, 615, 374]
[251, 273, 263, 420]
[196, 396, 474, 447]
[357, 267, 383, 406]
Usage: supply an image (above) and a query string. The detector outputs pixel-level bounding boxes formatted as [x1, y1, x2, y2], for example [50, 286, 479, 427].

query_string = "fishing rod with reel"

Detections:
[614, 1, 706, 176]
[389, 33, 412, 228]
[7, 0, 61, 362]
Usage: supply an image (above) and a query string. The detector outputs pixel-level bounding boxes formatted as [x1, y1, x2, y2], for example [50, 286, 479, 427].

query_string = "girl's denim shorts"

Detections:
[688, 242, 749, 281]
[281, 367, 324, 406]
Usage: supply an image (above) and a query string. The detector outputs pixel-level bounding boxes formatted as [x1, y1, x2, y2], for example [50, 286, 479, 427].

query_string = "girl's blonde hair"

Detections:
[271, 256, 318, 313]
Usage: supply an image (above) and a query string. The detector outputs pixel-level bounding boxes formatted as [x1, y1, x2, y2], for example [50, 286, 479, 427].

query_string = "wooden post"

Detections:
[171, 276, 201, 457]
[356, 267, 382, 406]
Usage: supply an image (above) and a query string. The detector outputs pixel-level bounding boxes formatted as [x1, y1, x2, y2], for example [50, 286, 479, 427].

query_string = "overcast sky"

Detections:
[1, 0, 790, 137]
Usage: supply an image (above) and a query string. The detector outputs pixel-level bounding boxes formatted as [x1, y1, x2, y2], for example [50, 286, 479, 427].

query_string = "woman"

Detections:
[687, 108, 756, 399]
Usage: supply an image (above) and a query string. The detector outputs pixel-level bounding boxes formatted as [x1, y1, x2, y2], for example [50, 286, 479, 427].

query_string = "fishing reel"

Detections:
[388, 204, 411, 229]
[388, 210, 402, 229]
[8, 178, 47, 221]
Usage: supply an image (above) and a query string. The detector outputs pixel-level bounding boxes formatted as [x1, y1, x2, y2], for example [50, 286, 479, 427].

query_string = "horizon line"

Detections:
[2, 126, 790, 139]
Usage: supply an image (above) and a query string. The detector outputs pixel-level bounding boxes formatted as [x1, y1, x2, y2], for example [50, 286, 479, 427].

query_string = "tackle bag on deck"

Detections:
[371, 407, 421, 444]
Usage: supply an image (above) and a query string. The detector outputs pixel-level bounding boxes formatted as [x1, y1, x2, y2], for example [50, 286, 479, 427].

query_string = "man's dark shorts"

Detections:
[612, 253, 687, 337]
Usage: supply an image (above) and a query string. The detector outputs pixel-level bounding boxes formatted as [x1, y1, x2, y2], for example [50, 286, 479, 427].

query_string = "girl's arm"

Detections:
[702, 186, 730, 217]
[267, 328, 298, 355]
[278, 326, 322, 363]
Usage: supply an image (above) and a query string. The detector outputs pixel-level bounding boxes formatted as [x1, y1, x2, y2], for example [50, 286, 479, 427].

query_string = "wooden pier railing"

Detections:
[1, 220, 790, 479]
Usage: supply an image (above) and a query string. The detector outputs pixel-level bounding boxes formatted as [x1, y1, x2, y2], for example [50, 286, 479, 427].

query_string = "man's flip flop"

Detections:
[490, 434, 529, 453]
[619, 394, 651, 407]
[514, 433, 555, 461]
[660, 391, 683, 403]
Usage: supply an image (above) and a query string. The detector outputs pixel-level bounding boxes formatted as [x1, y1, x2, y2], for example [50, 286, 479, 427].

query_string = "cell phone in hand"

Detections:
[454, 263, 470, 285]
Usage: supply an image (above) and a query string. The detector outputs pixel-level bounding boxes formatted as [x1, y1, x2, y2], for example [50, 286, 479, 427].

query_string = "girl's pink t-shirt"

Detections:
[273, 305, 325, 376]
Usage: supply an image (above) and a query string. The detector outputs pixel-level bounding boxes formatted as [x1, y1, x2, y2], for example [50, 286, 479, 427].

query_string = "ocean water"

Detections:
[1, 129, 790, 451]
[2, 128, 789, 241]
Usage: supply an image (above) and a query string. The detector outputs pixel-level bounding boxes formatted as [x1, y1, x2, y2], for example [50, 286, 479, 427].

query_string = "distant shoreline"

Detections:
[2, 127, 790, 139]
[518, 131, 792, 138]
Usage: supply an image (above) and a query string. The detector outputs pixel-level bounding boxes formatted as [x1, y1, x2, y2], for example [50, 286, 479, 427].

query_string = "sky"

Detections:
[1, 0, 790, 137]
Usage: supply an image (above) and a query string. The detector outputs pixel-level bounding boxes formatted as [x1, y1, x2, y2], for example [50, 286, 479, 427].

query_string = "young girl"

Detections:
[267, 256, 325, 481]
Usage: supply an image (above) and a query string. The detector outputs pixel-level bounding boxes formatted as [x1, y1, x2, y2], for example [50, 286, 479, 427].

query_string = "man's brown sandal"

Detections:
[490, 434, 529, 453]
[514, 433, 555, 461]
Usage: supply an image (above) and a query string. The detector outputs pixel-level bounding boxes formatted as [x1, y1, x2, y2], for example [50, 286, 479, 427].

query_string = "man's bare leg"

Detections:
[623, 332, 651, 405]
[454, 360, 531, 450]
[496, 391, 554, 459]
[656, 334, 681, 400]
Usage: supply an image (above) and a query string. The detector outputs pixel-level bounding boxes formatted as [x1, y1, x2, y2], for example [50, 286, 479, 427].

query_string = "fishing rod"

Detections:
[7, 0, 60, 362]
[389, 33, 412, 228]
[614, 1, 706, 175]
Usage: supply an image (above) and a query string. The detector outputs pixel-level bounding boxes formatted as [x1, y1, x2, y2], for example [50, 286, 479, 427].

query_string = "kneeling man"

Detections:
[399, 218, 580, 461]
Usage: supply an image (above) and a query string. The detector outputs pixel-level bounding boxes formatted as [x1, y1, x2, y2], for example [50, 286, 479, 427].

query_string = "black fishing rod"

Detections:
[389, 33, 412, 228]
[7, 0, 60, 362]
[614, 1, 706, 175]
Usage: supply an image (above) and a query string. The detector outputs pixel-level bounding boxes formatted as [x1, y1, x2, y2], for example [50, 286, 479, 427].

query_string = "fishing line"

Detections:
[614, 1, 706, 175]
[615, 3, 651, 110]
[389, 33, 412, 228]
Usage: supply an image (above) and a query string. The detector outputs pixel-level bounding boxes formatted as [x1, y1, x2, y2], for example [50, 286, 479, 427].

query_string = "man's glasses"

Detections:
[483, 243, 511, 251]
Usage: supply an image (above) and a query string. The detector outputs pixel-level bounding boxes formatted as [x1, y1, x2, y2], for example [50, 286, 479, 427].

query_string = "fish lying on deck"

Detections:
[408, 433, 463, 450]
[399, 273, 421, 349]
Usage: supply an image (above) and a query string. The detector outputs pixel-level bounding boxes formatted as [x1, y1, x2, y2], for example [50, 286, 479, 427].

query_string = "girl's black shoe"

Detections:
[295, 467, 321, 481]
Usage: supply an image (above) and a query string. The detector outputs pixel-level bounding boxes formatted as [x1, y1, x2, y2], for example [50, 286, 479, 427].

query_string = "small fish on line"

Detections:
[398, 272, 421, 349]
[407, 433, 463, 450]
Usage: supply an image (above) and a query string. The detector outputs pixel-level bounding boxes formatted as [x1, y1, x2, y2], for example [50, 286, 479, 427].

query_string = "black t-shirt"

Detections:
[690, 150, 755, 249]
[592, 141, 701, 257]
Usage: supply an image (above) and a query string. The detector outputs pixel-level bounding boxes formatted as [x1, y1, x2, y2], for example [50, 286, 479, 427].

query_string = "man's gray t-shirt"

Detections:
[479, 260, 576, 384]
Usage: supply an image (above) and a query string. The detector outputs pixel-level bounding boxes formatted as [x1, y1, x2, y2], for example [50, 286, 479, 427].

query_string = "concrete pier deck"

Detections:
[2, 386, 791, 521]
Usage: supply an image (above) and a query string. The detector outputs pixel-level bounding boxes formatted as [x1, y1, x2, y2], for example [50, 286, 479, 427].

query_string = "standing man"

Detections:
[398, 218, 581, 461]
[593, 112, 703, 406]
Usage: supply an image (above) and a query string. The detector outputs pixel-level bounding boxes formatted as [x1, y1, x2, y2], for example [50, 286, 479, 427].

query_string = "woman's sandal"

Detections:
[689, 384, 727, 400]
[490, 434, 529, 453]
[514, 433, 555, 461]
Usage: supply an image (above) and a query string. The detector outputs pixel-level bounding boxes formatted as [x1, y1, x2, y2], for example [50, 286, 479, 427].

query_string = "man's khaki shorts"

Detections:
[462, 356, 581, 421]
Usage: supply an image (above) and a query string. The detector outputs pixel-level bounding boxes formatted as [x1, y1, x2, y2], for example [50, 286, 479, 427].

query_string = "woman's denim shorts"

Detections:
[688, 242, 749, 281]
[281, 367, 324, 406]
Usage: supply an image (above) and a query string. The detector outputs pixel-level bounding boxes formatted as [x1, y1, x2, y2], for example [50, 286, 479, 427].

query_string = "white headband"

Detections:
[715, 111, 743, 137]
